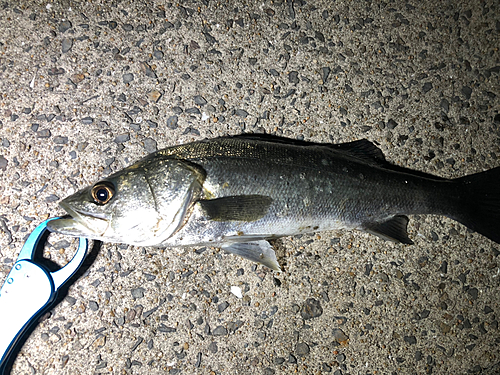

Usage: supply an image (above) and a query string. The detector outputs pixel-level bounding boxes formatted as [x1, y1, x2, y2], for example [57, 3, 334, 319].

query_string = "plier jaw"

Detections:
[0, 218, 88, 373]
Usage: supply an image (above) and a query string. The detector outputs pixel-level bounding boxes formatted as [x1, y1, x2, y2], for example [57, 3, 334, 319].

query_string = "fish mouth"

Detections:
[47, 202, 109, 238]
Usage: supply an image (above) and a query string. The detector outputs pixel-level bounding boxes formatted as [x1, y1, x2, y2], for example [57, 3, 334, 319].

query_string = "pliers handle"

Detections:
[0, 218, 88, 373]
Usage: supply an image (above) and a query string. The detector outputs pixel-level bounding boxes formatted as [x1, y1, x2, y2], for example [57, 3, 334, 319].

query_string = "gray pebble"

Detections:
[332, 328, 349, 343]
[422, 82, 433, 93]
[212, 326, 227, 336]
[288, 71, 299, 84]
[172, 107, 183, 114]
[387, 119, 398, 129]
[108, 21, 118, 30]
[404, 335, 417, 344]
[185, 107, 201, 115]
[95, 361, 107, 369]
[144, 138, 157, 153]
[123, 73, 134, 84]
[143, 272, 156, 281]
[45, 194, 59, 203]
[0, 155, 7, 171]
[59, 20, 72, 33]
[143, 64, 157, 78]
[218, 301, 229, 313]
[65, 296, 76, 306]
[235, 109, 248, 117]
[61, 38, 73, 53]
[484, 306, 493, 314]
[114, 134, 130, 143]
[143, 307, 158, 318]
[440, 99, 449, 112]
[202, 31, 217, 45]
[131, 287, 145, 299]
[439, 261, 448, 274]
[126, 106, 141, 116]
[153, 50, 164, 60]
[208, 342, 218, 353]
[48, 67, 65, 76]
[194, 95, 207, 105]
[301, 298, 323, 320]
[269, 69, 279, 76]
[89, 301, 99, 311]
[158, 324, 176, 333]
[117, 93, 126, 102]
[77, 142, 88, 152]
[195, 352, 202, 368]
[53, 136, 68, 144]
[274, 357, 285, 365]
[122, 24, 133, 31]
[419, 309, 430, 319]
[295, 342, 310, 356]
[228, 320, 243, 332]
[263, 368, 275, 375]
[167, 116, 178, 129]
[131, 337, 143, 351]
[321, 67, 331, 83]
[80, 117, 94, 125]
[462, 86, 472, 100]
[467, 287, 479, 300]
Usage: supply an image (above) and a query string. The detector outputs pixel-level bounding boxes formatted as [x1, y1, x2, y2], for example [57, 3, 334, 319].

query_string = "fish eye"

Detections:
[91, 182, 115, 205]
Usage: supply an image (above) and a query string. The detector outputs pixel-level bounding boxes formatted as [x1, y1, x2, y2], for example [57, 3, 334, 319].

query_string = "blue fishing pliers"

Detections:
[0, 218, 89, 374]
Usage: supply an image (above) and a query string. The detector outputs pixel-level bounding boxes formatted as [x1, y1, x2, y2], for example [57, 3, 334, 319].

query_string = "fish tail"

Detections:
[450, 166, 500, 244]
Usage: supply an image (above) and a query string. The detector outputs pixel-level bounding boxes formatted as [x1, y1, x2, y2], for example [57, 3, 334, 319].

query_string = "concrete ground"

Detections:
[0, 0, 499, 374]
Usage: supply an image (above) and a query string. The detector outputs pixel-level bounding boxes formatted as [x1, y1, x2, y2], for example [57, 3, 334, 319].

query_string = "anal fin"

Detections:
[221, 240, 281, 271]
[363, 215, 413, 244]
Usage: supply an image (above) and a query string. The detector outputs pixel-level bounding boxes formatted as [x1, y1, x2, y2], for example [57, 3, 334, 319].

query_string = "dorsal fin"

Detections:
[231, 134, 386, 165]
[332, 139, 386, 164]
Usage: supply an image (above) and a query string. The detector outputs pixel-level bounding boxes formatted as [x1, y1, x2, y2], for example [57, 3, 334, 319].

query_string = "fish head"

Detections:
[48, 155, 205, 245]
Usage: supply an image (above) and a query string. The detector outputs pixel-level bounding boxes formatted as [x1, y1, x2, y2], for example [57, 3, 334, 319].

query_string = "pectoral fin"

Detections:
[363, 215, 414, 244]
[199, 195, 273, 221]
[221, 240, 281, 271]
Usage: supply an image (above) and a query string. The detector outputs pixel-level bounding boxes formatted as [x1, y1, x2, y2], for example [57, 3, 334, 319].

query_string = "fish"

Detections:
[47, 134, 500, 271]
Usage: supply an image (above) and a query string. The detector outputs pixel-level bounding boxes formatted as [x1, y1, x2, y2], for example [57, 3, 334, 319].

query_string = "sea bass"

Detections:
[47, 135, 500, 270]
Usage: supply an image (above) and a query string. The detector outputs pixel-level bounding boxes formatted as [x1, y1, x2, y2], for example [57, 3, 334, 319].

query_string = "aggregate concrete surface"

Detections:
[0, 0, 499, 374]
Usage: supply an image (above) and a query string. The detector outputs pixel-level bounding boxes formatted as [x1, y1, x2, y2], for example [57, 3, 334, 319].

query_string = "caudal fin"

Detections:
[451, 166, 500, 244]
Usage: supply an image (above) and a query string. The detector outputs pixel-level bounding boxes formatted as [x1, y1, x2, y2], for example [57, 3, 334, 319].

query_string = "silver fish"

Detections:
[48, 135, 500, 270]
